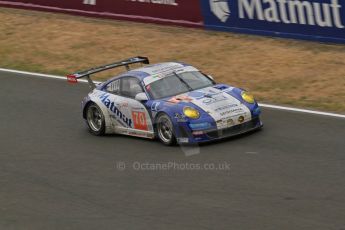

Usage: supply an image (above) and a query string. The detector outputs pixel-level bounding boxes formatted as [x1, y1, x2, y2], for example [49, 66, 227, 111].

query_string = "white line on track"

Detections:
[0, 68, 101, 84]
[1, 67, 344, 119]
[258, 103, 345, 119]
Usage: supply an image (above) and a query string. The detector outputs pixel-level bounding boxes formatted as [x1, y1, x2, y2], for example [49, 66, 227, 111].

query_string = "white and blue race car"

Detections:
[67, 57, 262, 145]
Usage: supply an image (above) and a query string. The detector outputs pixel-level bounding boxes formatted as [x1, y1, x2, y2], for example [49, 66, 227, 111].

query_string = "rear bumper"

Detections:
[176, 117, 263, 144]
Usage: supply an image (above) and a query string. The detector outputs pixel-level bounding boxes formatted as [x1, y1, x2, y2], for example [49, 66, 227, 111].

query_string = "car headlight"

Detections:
[183, 107, 200, 119]
[241, 91, 255, 104]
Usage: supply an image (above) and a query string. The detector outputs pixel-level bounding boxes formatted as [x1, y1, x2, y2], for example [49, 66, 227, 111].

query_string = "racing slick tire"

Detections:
[156, 113, 177, 146]
[86, 102, 105, 136]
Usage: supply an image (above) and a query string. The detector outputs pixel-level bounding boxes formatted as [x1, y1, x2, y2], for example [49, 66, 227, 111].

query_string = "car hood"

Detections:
[163, 86, 253, 128]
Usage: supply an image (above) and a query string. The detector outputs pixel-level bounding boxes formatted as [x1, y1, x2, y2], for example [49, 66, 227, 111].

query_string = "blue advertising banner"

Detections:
[200, 0, 345, 43]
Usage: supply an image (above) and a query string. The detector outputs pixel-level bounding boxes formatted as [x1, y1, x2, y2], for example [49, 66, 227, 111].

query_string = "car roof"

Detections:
[102, 62, 199, 87]
[126, 62, 198, 79]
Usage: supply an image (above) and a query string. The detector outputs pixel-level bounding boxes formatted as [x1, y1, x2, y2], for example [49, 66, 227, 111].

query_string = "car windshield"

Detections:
[147, 71, 214, 99]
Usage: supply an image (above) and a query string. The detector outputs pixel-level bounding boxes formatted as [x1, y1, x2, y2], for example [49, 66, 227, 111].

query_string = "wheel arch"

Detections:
[154, 109, 181, 136]
[153, 111, 169, 133]
[83, 101, 94, 119]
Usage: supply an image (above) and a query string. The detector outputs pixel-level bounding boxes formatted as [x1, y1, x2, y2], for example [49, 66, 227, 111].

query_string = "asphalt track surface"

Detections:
[0, 71, 344, 230]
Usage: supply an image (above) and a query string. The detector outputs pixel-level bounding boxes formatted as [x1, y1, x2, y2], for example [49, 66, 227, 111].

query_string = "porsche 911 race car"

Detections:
[67, 57, 262, 145]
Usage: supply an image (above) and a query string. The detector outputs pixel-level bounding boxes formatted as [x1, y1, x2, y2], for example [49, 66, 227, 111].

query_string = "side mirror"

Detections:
[207, 75, 214, 80]
[135, 92, 149, 101]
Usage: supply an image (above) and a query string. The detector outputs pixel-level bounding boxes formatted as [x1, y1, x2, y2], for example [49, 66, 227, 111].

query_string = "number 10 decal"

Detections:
[132, 111, 148, 131]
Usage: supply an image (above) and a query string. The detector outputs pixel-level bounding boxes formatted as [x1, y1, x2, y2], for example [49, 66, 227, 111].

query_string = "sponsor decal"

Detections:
[174, 113, 187, 122]
[127, 0, 178, 6]
[205, 88, 218, 94]
[143, 65, 199, 85]
[210, 0, 231, 22]
[83, 0, 96, 5]
[189, 122, 212, 130]
[201, 94, 228, 105]
[99, 93, 133, 127]
[150, 64, 182, 74]
[131, 107, 145, 111]
[177, 137, 189, 143]
[201, 0, 345, 43]
[223, 87, 234, 93]
[120, 102, 129, 108]
[213, 85, 231, 91]
[214, 104, 238, 112]
[147, 133, 155, 138]
[238, 0, 344, 28]
[219, 107, 244, 116]
[106, 80, 120, 93]
[211, 0, 344, 28]
[151, 101, 161, 112]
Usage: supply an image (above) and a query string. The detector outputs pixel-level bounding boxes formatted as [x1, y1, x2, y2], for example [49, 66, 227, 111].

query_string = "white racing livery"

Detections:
[67, 57, 262, 145]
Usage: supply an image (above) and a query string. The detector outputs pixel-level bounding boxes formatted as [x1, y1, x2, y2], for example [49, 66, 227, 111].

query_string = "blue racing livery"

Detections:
[70, 57, 262, 146]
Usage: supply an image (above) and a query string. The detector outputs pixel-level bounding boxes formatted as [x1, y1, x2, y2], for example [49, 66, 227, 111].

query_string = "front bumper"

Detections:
[176, 117, 263, 144]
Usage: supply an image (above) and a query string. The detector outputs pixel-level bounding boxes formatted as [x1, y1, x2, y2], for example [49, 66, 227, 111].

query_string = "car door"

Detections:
[117, 76, 154, 138]
[102, 78, 134, 133]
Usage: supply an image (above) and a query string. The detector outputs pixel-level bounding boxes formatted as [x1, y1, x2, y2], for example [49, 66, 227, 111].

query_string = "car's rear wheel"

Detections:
[156, 113, 176, 146]
[86, 103, 105, 136]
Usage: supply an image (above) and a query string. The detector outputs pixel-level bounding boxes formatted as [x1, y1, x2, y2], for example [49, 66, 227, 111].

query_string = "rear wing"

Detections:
[67, 56, 149, 89]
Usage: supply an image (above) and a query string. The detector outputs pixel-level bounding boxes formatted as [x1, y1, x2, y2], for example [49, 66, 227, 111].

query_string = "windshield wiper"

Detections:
[173, 72, 193, 91]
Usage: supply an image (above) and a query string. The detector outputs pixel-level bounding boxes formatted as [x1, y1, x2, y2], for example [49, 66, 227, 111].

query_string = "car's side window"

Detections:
[106, 79, 120, 95]
[120, 77, 144, 99]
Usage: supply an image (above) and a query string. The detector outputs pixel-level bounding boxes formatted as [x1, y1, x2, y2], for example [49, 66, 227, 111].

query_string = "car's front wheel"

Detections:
[156, 113, 176, 146]
[86, 103, 105, 136]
